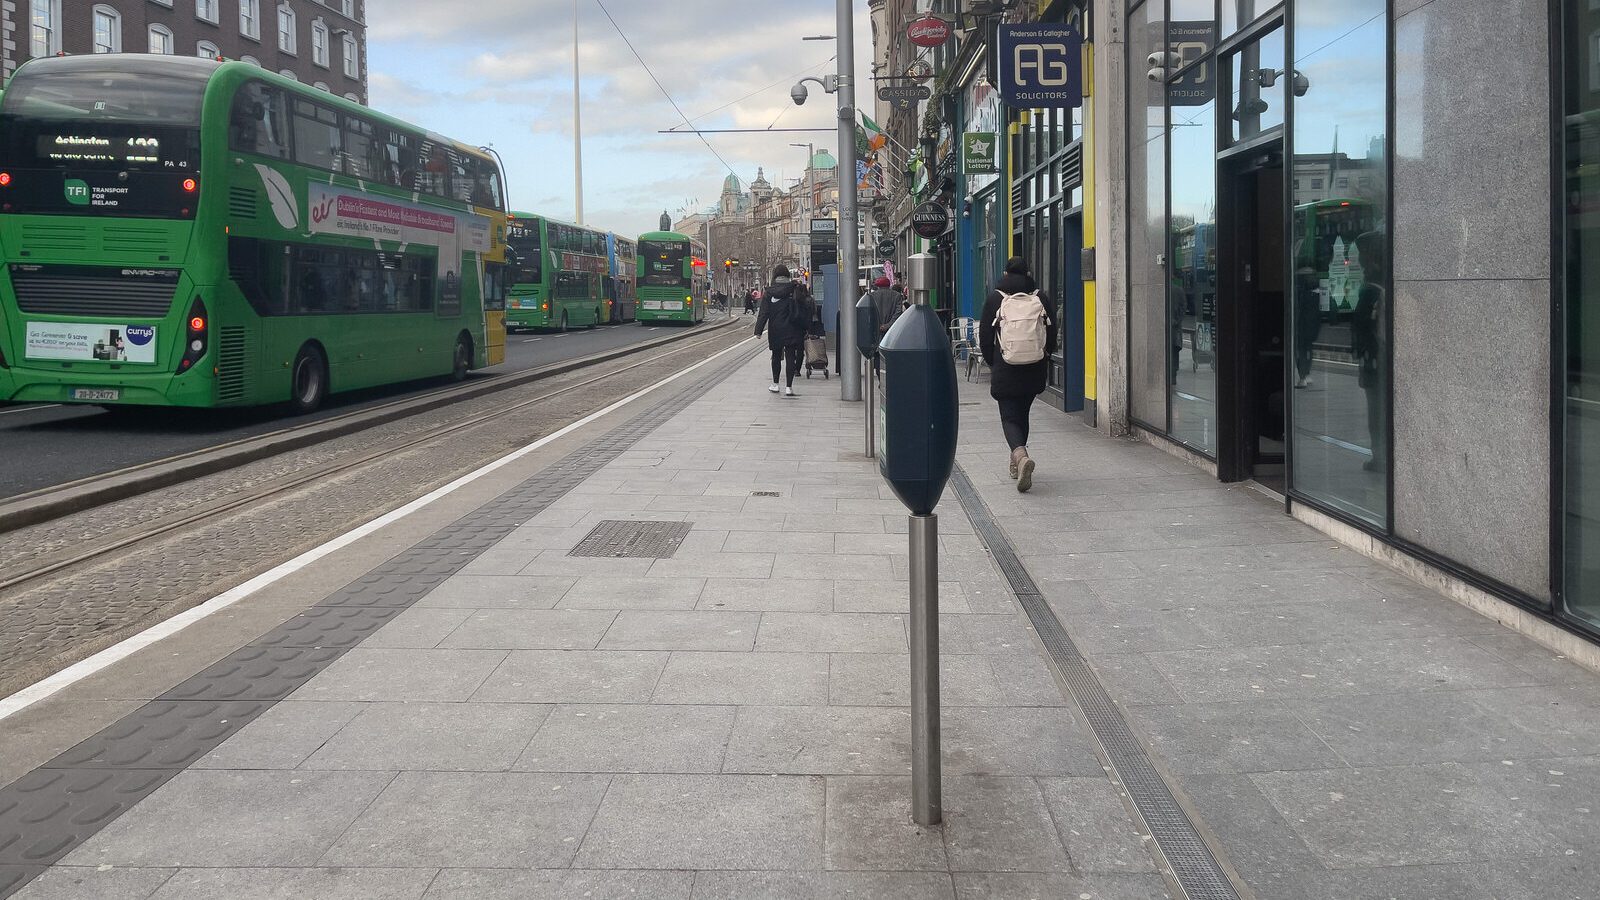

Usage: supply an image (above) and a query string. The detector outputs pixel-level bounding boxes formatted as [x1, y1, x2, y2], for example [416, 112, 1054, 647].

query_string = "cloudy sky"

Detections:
[367, 0, 876, 239]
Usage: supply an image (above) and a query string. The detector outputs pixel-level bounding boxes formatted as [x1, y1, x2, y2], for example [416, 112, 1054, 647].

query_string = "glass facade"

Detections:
[1168, 36, 1218, 454]
[1129, 0, 1170, 429]
[1287, 0, 1389, 526]
[1565, 0, 1600, 628]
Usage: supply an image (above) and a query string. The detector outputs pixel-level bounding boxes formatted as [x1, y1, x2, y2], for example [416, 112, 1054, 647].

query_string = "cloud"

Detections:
[366, 0, 874, 238]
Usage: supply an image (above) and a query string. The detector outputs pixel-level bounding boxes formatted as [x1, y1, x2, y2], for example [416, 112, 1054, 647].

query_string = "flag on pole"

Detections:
[860, 112, 888, 152]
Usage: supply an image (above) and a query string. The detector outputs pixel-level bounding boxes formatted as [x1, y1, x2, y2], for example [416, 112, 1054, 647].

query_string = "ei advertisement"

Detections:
[25, 322, 158, 364]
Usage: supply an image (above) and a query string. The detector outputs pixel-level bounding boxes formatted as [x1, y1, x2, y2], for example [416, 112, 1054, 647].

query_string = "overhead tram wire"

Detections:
[591, 0, 739, 180]
[674, 57, 837, 131]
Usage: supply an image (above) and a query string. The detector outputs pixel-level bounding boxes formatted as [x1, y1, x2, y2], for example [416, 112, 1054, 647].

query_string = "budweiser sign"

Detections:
[907, 16, 951, 48]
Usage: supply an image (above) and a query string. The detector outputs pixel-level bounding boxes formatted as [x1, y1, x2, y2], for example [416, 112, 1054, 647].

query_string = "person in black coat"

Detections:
[753, 264, 816, 396]
[979, 256, 1058, 492]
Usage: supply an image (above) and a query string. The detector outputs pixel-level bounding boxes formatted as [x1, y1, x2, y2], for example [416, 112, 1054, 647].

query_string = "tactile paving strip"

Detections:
[950, 465, 1243, 900]
[0, 344, 757, 896]
[568, 520, 693, 559]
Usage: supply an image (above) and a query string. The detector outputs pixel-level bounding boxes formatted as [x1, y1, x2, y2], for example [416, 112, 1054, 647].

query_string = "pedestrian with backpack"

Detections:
[980, 256, 1057, 492]
[754, 264, 816, 397]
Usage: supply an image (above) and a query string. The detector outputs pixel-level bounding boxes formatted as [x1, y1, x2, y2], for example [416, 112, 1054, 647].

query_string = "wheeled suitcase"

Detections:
[803, 336, 830, 379]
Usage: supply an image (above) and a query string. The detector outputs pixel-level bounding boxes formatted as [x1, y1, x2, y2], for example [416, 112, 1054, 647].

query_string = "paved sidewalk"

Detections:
[16, 354, 1170, 900]
[953, 379, 1600, 899]
[14, 350, 1600, 899]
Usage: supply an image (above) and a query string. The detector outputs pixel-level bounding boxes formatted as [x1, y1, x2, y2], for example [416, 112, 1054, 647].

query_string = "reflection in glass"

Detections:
[1230, 27, 1284, 143]
[1222, 0, 1282, 36]
[1288, 0, 1388, 525]
[1129, 0, 1169, 428]
[1168, 70, 1217, 454]
[1565, 0, 1600, 627]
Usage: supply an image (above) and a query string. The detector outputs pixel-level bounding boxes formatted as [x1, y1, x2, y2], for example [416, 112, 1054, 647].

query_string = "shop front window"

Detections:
[1229, 25, 1285, 144]
[1168, 45, 1219, 454]
[1288, 0, 1389, 526]
[1565, 0, 1600, 627]
[1129, 0, 1170, 429]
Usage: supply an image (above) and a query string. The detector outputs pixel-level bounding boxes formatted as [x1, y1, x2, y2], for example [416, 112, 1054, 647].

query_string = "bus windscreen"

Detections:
[641, 242, 688, 287]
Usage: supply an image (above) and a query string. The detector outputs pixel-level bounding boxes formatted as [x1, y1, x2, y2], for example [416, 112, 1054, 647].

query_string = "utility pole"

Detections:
[572, 0, 584, 224]
[835, 0, 862, 402]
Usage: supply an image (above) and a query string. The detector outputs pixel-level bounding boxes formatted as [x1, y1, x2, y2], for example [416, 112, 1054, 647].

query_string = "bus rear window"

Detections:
[0, 58, 207, 172]
[641, 242, 688, 287]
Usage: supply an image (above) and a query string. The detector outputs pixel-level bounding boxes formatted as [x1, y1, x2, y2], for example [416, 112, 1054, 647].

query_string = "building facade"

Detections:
[5, 0, 367, 102]
[875, 0, 1600, 655]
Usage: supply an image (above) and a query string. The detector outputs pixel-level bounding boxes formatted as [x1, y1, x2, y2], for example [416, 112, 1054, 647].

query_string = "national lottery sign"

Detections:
[998, 23, 1082, 110]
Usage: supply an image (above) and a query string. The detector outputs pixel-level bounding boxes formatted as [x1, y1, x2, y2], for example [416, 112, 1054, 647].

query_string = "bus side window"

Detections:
[291, 99, 341, 173]
[228, 236, 289, 315]
[341, 115, 379, 181]
[229, 83, 291, 159]
[382, 130, 413, 188]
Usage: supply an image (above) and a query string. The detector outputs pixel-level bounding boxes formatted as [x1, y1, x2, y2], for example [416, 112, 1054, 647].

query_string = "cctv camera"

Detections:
[791, 84, 808, 106]
[1145, 51, 1167, 70]
[1147, 67, 1167, 83]
[1291, 71, 1310, 97]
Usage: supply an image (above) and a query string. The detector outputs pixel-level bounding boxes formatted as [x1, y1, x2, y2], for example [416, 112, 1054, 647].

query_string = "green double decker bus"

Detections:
[504, 212, 610, 331]
[636, 230, 706, 325]
[0, 54, 508, 412]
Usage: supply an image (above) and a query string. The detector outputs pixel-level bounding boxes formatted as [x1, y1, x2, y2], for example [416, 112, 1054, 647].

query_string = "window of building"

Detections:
[311, 20, 329, 67]
[1288, 0, 1390, 527]
[338, 0, 353, 16]
[241, 55, 261, 66]
[92, 6, 121, 53]
[240, 0, 260, 39]
[278, 68, 298, 81]
[277, 4, 296, 53]
[197, 40, 219, 59]
[148, 24, 174, 55]
[341, 33, 359, 77]
[344, 91, 360, 103]
[29, 0, 61, 60]
[314, 81, 330, 92]
[1310, 178, 1323, 189]
[196, 0, 218, 24]
[1565, 0, 1600, 630]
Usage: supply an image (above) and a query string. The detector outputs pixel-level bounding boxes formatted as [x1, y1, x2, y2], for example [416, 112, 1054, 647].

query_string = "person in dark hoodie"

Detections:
[979, 256, 1057, 492]
[753, 264, 816, 397]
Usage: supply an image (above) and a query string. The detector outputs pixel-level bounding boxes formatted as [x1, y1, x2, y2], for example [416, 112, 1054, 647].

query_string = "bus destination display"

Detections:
[35, 134, 176, 168]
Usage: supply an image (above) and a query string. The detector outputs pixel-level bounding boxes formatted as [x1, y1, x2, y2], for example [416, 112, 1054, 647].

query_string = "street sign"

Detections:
[998, 23, 1083, 109]
[877, 84, 931, 107]
[911, 202, 949, 240]
[876, 238, 897, 259]
[962, 133, 997, 175]
[907, 16, 951, 48]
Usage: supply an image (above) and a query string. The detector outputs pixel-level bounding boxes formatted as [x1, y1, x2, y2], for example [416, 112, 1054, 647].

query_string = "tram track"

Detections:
[0, 326, 755, 699]
[0, 328, 745, 598]
[0, 315, 741, 533]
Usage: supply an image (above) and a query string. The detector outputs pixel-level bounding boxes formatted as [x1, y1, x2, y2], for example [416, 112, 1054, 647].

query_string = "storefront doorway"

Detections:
[1217, 144, 1286, 487]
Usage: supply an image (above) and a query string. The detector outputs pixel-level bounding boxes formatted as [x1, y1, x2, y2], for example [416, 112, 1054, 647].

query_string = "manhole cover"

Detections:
[568, 520, 693, 559]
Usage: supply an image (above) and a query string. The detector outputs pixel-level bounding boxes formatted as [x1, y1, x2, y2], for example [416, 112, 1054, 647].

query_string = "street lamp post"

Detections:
[789, 142, 814, 272]
[791, 0, 863, 403]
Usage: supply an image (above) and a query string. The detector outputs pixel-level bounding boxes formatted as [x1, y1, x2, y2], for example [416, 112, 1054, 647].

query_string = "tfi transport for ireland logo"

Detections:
[64, 179, 90, 206]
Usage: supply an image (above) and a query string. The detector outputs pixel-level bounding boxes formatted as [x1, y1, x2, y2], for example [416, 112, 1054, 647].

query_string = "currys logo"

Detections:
[125, 325, 155, 346]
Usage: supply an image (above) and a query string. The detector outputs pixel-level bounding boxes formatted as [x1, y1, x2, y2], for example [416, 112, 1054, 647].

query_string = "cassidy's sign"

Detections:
[962, 133, 997, 174]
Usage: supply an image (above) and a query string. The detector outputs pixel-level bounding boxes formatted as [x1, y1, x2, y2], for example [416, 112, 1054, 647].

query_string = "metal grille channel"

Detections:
[949, 465, 1242, 900]
[568, 520, 691, 559]
[216, 327, 250, 403]
[11, 271, 176, 318]
[0, 345, 757, 898]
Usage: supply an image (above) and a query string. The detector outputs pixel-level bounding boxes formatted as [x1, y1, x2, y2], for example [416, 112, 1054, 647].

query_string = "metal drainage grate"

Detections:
[950, 464, 1243, 900]
[750, 491, 781, 498]
[568, 520, 693, 559]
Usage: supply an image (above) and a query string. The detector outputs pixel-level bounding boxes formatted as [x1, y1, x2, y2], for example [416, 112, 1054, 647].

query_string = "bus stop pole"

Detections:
[909, 512, 941, 826]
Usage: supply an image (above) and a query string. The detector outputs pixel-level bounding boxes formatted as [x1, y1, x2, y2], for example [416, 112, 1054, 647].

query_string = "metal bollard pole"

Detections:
[908, 512, 941, 826]
[865, 359, 876, 458]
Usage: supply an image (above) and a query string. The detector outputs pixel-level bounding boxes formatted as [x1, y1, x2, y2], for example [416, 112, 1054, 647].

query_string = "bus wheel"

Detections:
[451, 334, 472, 381]
[559, 311, 570, 333]
[289, 345, 327, 415]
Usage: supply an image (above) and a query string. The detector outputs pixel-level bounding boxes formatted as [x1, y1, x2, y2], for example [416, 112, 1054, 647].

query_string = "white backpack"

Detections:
[994, 291, 1048, 364]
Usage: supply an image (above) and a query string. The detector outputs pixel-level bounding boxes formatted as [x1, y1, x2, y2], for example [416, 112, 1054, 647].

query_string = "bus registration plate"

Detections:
[71, 388, 120, 401]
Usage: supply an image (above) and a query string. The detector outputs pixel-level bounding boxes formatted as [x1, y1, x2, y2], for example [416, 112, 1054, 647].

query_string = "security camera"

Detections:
[1291, 71, 1310, 97]
[1146, 49, 1179, 82]
[791, 84, 808, 106]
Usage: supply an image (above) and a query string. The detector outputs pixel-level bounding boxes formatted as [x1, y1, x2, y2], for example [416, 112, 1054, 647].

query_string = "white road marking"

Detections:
[0, 403, 63, 417]
[0, 335, 757, 723]
[520, 337, 541, 343]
